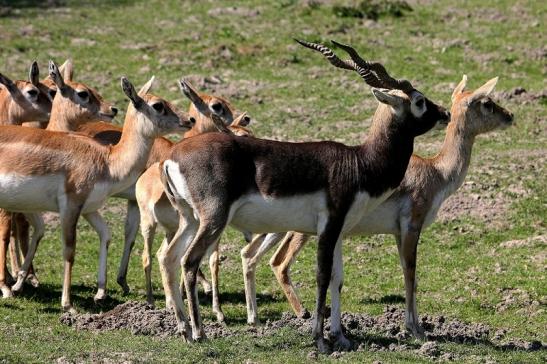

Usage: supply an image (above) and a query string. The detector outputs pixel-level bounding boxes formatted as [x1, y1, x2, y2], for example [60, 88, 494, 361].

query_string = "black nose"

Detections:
[111, 107, 118, 115]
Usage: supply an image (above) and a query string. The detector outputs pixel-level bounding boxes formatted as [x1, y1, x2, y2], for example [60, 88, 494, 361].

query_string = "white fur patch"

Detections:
[0, 173, 62, 212]
[229, 191, 329, 235]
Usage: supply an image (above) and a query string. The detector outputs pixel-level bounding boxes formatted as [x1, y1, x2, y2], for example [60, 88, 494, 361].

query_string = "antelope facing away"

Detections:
[1, 75, 194, 311]
[158, 40, 450, 351]
[240, 75, 514, 339]
[137, 109, 253, 320]
[0, 62, 55, 297]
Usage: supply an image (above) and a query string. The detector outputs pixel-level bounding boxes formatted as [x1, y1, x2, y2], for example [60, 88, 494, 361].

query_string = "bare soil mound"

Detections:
[60, 302, 544, 357]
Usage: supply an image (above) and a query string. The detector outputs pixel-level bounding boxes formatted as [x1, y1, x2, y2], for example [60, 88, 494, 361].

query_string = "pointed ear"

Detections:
[371, 88, 404, 109]
[210, 113, 231, 133]
[121, 77, 144, 109]
[232, 112, 251, 127]
[0, 72, 18, 94]
[179, 79, 208, 114]
[469, 77, 498, 103]
[451, 74, 467, 102]
[29, 61, 40, 86]
[138, 75, 155, 96]
[58, 59, 74, 82]
[48, 60, 69, 96]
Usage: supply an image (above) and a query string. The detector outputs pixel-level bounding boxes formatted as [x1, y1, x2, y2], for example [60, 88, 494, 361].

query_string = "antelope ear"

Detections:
[210, 113, 230, 133]
[233, 112, 251, 127]
[179, 78, 208, 114]
[0, 72, 18, 94]
[371, 88, 404, 108]
[121, 77, 144, 109]
[138, 75, 155, 96]
[29, 61, 40, 86]
[451, 74, 467, 102]
[58, 59, 74, 82]
[48, 60, 69, 96]
[469, 77, 498, 103]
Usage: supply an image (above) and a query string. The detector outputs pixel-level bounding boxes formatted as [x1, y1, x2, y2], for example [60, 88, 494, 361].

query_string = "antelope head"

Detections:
[121, 76, 195, 138]
[48, 60, 118, 127]
[0, 61, 53, 123]
[450, 75, 514, 135]
[296, 39, 450, 136]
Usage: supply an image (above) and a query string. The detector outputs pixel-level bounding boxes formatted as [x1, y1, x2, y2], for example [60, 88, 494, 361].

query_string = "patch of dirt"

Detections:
[437, 187, 509, 225]
[60, 303, 545, 357]
[500, 235, 546, 249]
[207, 6, 260, 18]
[60, 301, 233, 339]
[493, 87, 547, 104]
[183, 74, 266, 103]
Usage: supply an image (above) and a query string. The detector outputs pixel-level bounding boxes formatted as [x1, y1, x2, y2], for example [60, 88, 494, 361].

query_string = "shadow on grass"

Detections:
[14, 283, 123, 313]
[360, 294, 405, 305]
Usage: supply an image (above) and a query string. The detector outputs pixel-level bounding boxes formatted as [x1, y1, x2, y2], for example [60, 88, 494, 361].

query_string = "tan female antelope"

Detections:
[158, 40, 450, 351]
[1, 74, 193, 311]
[0, 62, 54, 297]
[136, 110, 253, 320]
[240, 75, 514, 339]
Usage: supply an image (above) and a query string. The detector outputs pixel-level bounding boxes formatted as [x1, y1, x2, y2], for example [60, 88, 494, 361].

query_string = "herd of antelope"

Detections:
[0, 39, 513, 352]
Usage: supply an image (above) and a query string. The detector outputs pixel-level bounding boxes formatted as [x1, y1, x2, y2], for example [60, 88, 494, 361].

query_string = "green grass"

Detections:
[0, 0, 546, 362]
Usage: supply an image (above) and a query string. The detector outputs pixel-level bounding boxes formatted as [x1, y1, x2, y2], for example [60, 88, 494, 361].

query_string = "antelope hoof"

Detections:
[1, 285, 13, 298]
[297, 308, 311, 319]
[408, 323, 426, 340]
[117, 277, 130, 295]
[63, 305, 77, 314]
[146, 295, 156, 307]
[201, 281, 212, 295]
[26, 274, 40, 288]
[332, 333, 352, 352]
[5, 271, 15, 286]
[94, 290, 107, 303]
[193, 329, 207, 342]
[214, 309, 225, 323]
[315, 337, 331, 354]
[11, 274, 26, 293]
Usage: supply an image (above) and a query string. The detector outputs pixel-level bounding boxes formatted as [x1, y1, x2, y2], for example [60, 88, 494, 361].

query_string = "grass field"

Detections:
[0, 0, 545, 363]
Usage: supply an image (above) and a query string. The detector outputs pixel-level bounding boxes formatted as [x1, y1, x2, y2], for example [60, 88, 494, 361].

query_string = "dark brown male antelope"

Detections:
[240, 75, 514, 339]
[158, 40, 450, 351]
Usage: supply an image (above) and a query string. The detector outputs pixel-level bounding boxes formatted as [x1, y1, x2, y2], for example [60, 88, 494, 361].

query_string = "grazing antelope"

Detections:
[240, 75, 514, 339]
[0, 62, 54, 297]
[158, 40, 450, 350]
[1, 74, 194, 311]
[136, 110, 253, 319]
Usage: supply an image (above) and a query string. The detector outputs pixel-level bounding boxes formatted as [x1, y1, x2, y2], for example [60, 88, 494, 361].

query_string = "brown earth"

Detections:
[60, 302, 545, 358]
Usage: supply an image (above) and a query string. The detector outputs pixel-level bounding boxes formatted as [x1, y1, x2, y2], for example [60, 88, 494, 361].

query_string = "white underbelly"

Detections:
[348, 199, 400, 235]
[82, 181, 113, 213]
[0, 173, 62, 212]
[229, 191, 328, 234]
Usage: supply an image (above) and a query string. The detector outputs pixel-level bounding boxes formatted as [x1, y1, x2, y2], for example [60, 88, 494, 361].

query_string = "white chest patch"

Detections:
[82, 181, 114, 213]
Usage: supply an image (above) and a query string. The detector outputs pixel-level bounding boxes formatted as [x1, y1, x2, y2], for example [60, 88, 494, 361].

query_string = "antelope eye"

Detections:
[77, 90, 89, 99]
[415, 98, 424, 108]
[211, 102, 223, 112]
[482, 99, 494, 112]
[151, 102, 164, 112]
[49, 90, 57, 99]
[27, 89, 38, 97]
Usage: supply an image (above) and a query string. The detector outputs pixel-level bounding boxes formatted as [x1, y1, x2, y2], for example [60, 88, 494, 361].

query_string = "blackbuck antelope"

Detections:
[158, 40, 450, 350]
[136, 109, 253, 320]
[240, 75, 514, 339]
[48, 63, 251, 296]
[0, 75, 194, 311]
[0, 62, 55, 298]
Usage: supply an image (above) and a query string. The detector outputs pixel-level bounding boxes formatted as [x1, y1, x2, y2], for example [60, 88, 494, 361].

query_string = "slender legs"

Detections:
[396, 224, 424, 339]
[83, 212, 112, 302]
[269, 232, 310, 318]
[117, 200, 140, 294]
[0, 210, 12, 298]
